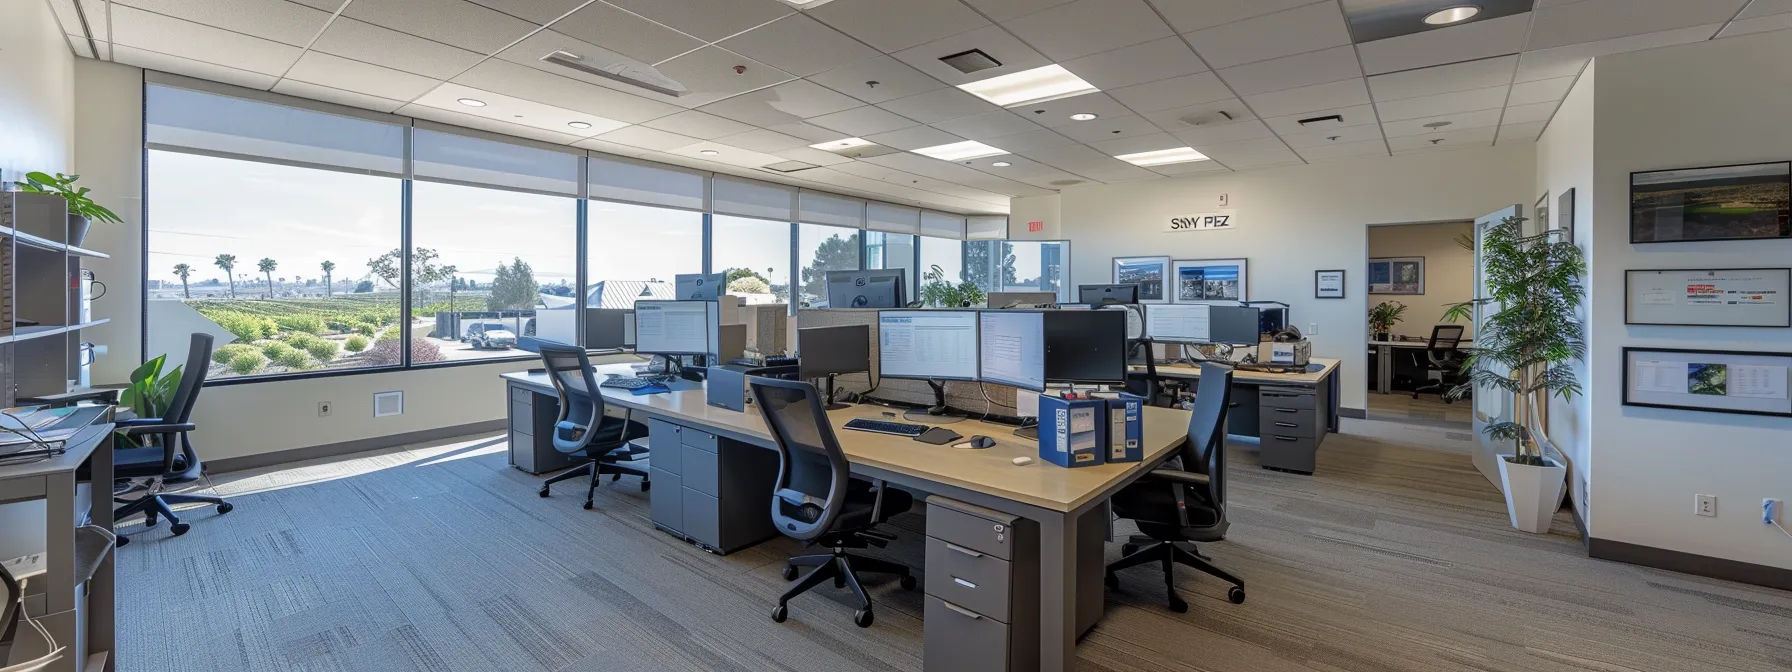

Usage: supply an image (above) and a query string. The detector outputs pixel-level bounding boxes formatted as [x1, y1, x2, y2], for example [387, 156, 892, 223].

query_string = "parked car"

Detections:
[465, 322, 517, 350]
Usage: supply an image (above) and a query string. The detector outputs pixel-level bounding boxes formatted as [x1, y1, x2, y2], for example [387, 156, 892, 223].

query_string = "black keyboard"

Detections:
[843, 418, 928, 437]
[600, 375, 672, 390]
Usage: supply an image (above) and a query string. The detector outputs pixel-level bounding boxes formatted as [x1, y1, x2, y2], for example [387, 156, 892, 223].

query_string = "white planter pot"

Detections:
[1497, 455, 1567, 533]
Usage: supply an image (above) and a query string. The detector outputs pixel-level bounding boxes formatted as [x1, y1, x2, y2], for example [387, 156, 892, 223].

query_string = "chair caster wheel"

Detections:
[1228, 587, 1246, 604]
[853, 608, 874, 628]
[170, 522, 192, 536]
[1167, 594, 1188, 613]
[538, 487, 550, 498]
[582, 500, 594, 510]
[781, 565, 799, 581]
[1120, 543, 1138, 556]
[116, 535, 130, 547]
[1104, 573, 1118, 589]
[641, 481, 651, 492]
[771, 605, 788, 623]
[612, 473, 622, 481]
[900, 575, 917, 591]
[217, 502, 234, 514]
[1443, 398, 1454, 404]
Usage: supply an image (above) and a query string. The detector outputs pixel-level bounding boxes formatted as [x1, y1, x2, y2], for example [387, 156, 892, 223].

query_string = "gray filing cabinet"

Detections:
[506, 381, 577, 474]
[647, 417, 781, 554]
[923, 497, 1039, 672]
[1257, 385, 1327, 474]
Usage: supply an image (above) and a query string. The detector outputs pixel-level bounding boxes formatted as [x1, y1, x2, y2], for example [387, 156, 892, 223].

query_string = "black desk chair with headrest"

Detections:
[112, 332, 232, 546]
[748, 376, 915, 629]
[534, 342, 649, 509]
[1106, 361, 1246, 612]
[1412, 324, 1467, 401]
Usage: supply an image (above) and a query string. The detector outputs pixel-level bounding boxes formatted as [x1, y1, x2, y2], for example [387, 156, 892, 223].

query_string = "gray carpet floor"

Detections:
[115, 421, 1792, 672]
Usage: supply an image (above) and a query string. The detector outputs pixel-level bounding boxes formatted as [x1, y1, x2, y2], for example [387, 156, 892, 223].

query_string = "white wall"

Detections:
[74, 59, 146, 383]
[1039, 144, 1536, 411]
[1536, 63, 1596, 526]
[1585, 32, 1792, 570]
[1366, 222, 1475, 339]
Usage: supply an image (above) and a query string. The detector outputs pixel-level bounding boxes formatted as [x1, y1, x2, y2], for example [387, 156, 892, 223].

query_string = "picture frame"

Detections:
[1630, 161, 1792, 243]
[1112, 255, 1171, 303]
[1557, 187, 1576, 245]
[1624, 267, 1791, 327]
[1622, 346, 1792, 418]
[1170, 258, 1247, 304]
[1368, 256, 1424, 295]
[1315, 269, 1346, 299]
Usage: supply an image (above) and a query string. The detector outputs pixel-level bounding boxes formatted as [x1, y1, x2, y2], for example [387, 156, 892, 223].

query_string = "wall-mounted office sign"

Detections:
[1167, 210, 1236, 232]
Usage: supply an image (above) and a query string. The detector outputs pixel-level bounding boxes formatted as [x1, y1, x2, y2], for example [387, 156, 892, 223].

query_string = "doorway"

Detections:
[1363, 221, 1476, 429]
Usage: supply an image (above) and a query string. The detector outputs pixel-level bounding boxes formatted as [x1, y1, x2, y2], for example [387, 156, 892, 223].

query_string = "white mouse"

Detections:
[1012, 456, 1034, 466]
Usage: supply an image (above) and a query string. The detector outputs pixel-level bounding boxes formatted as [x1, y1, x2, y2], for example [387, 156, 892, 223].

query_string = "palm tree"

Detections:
[320, 260, 336, 297]
[258, 258, 278, 298]
[214, 254, 237, 298]
[172, 263, 192, 299]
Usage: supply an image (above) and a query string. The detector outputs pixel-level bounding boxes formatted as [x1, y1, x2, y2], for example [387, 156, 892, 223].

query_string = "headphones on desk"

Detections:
[1, 564, 65, 672]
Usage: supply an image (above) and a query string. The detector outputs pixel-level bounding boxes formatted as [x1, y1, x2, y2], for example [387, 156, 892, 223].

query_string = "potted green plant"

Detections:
[919, 264, 985, 308]
[1444, 215, 1585, 533]
[13, 171, 123, 247]
[1367, 300, 1406, 341]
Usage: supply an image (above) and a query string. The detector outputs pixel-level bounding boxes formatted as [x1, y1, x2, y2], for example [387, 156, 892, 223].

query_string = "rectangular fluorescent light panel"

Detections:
[913, 141, 1008, 162]
[957, 64, 1098, 108]
[810, 137, 876, 152]
[1115, 147, 1210, 167]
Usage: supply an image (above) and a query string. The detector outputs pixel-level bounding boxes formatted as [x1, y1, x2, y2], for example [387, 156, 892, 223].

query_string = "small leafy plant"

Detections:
[14, 172, 123, 223]
[919, 264, 985, 308]
[1368, 301, 1407, 336]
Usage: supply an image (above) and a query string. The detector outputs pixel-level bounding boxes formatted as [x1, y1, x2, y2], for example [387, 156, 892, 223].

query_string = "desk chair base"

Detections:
[539, 460, 650, 510]
[1105, 539, 1245, 613]
[113, 489, 232, 547]
[772, 544, 916, 628]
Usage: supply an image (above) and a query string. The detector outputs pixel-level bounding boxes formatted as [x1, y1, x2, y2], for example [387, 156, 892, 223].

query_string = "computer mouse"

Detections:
[1012, 457, 1034, 466]
[969, 435, 995, 449]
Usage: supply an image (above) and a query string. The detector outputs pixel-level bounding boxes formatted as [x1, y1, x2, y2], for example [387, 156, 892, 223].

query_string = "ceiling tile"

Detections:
[1259, 103, 1377, 135]
[604, 0, 794, 42]
[1506, 76, 1576, 105]
[807, 105, 919, 136]
[771, 146, 856, 166]
[109, 6, 302, 76]
[310, 18, 486, 80]
[596, 125, 706, 151]
[1375, 85, 1508, 121]
[413, 83, 630, 137]
[697, 81, 857, 126]
[1010, 92, 1133, 128]
[1054, 114, 1162, 142]
[962, 0, 1077, 22]
[642, 110, 758, 139]
[979, 128, 1079, 153]
[464, 0, 586, 24]
[1242, 78, 1370, 118]
[1000, 0, 1175, 61]
[865, 125, 968, 150]
[1208, 145, 1301, 168]
[573, 137, 651, 157]
[715, 128, 813, 153]
[290, 0, 346, 9]
[1109, 72, 1232, 113]
[891, 24, 1052, 87]
[1012, 142, 1108, 166]
[768, 121, 856, 142]
[1185, 2, 1351, 69]
[1515, 24, 1720, 82]
[111, 44, 279, 89]
[342, 0, 539, 53]
[717, 14, 881, 77]
[1150, 159, 1230, 175]
[1497, 121, 1548, 143]
[271, 79, 409, 113]
[1355, 13, 1530, 76]
[877, 88, 998, 124]
[1192, 135, 1287, 156]
[1166, 119, 1274, 145]
[400, 102, 588, 144]
[652, 47, 797, 107]
[1060, 37, 1209, 91]
[1142, 98, 1257, 132]
[1719, 12, 1792, 37]
[1388, 125, 1495, 152]
[114, 0, 331, 46]
[1074, 161, 1165, 182]
[1150, 0, 1326, 33]
[284, 52, 442, 101]
[1367, 55, 1518, 102]
[1295, 139, 1386, 162]
[931, 110, 1046, 140]
[664, 141, 788, 169]
[1277, 122, 1384, 148]
[546, 2, 705, 64]
[1087, 132, 1185, 156]
[453, 59, 685, 123]
[1526, 0, 1747, 50]
[1217, 45, 1361, 97]
[1739, 0, 1792, 18]
[808, 0, 991, 53]
[1381, 108, 1505, 137]
[808, 56, 945, 105]
[1500, 101, 1559, 125]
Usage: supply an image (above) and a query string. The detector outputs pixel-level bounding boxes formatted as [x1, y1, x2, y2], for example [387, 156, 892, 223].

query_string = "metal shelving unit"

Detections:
[2, 192, 111, 408]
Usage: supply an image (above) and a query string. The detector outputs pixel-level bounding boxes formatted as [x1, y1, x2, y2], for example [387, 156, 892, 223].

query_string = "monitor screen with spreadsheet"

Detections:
[633, 300, 712, 355]
[979, 310, 1045, 391]
[878, 310, 979, 381]
[1145, 303, 1211, 343]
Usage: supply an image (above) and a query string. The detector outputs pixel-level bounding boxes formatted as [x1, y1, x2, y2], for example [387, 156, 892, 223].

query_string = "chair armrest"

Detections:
[869, 478, 886, 523]
[775, 488, 824, 508]
[119, 422, 196, 436]
[115, 417, 165, 427]
[1140, 469, 1210, 487]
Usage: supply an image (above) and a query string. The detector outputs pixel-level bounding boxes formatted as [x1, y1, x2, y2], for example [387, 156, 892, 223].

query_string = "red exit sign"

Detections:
[1027, 220, 1044, 232]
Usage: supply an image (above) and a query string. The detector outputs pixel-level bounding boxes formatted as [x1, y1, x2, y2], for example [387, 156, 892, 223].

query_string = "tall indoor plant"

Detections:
[13, 172, 123, 247]
[1444, 215, 1586, 533]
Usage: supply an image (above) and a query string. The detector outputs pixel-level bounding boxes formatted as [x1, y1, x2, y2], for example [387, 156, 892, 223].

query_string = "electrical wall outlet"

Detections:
[1695, 494, 1717, 517]
[1308, 322, 1318, 336]
[318, 401, 332, 417]
[1767, 499, 1782, 525]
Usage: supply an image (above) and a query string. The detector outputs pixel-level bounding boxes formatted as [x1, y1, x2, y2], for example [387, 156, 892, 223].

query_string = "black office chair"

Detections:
[535, 342, 650, 509]
[1412, 324, 1467, 401]
[1125, 338, 1189, 408]
[112, 333, 232, 547]
[748, 376, 915, 629]
[1106, 362, 1246, 612]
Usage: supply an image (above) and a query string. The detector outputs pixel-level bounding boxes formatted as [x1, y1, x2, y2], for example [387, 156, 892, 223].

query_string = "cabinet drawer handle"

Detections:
[1274, 422, 1297, 428]
[942, 601, 983, 619]
[1274, 435, 1299, 442]
[953, 577, 978, 589]
[945, 542, 984, 558]
[1272, 408, 1298, 414]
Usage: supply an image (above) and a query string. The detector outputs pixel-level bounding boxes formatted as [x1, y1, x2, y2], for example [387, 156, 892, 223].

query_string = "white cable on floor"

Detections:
[1774, 519, 1792, 542]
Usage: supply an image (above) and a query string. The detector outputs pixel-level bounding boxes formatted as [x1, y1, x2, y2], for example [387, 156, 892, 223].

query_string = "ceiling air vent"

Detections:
[940, 49, 1002, 75]
[1049, 179, 1084, 187]
[762, 161, 820, 173]
[1297, 114, 1344, 128]
[541, 50, 689, 97]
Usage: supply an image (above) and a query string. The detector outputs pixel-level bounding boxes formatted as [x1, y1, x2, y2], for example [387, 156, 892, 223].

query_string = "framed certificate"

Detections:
[1624, 268, 1790, 327]
[1623, 347, 1792, 417]
[1315, 270, 1345, 299]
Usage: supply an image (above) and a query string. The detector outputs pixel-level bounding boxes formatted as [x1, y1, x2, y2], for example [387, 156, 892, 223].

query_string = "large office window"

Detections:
[712, 215, 791, 305]
[798, 223, 860, 307]
[919, 235, 965, 291]
[587, 201, 701, 308]
[967, 240, 1070, 301]
[865, 231, 917, 297]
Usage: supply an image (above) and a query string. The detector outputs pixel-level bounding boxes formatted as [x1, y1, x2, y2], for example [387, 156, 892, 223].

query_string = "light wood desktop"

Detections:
[1130, 357, 1341, 474]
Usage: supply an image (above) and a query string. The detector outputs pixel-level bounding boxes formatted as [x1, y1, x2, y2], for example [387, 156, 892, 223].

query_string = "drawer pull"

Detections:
[942, 601, 983, 619]
[945, 543, 984, 558]
[953, 577, 978, 589]
[1274, 422, 1298, 428]
[1274, 435, 1299, 442]
[1272, 408, 1299, 414]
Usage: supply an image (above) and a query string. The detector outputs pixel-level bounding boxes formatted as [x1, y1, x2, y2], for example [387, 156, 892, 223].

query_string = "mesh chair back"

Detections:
[1183, 363, 1235, 508]
[1427, 324, 1465, 352]
[748, 377, 849, 542]
[161, 333, 214, 424]
[537, 341, 602, 454]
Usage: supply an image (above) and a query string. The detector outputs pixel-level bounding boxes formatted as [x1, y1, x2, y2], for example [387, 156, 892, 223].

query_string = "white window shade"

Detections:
[920, 211, 966, 239]
[966, 215, 1009, 240]
[588, 152, 708, 211]
[712, 175, 797, 222]
[145, 83, 404, 175]
[867, 202, 921, 234]
[412, 128, 580, 196]
[799, 190, 867, 228]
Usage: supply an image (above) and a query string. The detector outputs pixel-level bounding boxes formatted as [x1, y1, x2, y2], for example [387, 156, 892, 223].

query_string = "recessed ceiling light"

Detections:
[810, 137, 876, 151]
[567, 121, 592, 129]
[1069, 113, 1098, 121]
[913, 141, 1008, 162]
[700, 149, 720, 156]
[991, 161, 1012, 167]
[1423, 5, 1480, 25]
[1114, 147, 1210, 167]
[957, 64, 1099, 108]
[456, 98, 487, 107]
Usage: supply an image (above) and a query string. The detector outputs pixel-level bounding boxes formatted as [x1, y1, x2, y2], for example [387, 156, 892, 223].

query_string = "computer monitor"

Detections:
[675, 273, 726, 301]
[633, 300, 712, 355]
[1144, 304, 1211, 343]
[877, 310, 978, 381]
[1210, 305, 1263, 345]
[828, 269, 907, 308]
[798, 325, 871, 379]
[979, 311, 1045, 391]
[987, 291, 1058, 308]
[1077, 284, 1138, 305]
[1102, 304, 1144, 339]
[584, 308, 633, 349]
[1044, 309, 1128, 385]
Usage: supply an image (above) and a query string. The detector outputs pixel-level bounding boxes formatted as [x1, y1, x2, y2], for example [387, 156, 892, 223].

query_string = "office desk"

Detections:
[0, 418, 116, 672]
[1131, 357, 1340, 474]
[1368, 340, 1469, 394]
[502, 367, 1193, 672]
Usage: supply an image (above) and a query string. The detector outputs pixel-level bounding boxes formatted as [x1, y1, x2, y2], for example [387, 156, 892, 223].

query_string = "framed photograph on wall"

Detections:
[1112, 256, 1170, 303]
[1368, 257, 1424, 295]
[1171, 258, 1247, 304]
[1624, 268, 1791, 327]
[1557, 188, 1576, 245]
[1315, 269, 1346, 299]
[1630, 161, 1791, 243]
[1623, 347, 1792, 417]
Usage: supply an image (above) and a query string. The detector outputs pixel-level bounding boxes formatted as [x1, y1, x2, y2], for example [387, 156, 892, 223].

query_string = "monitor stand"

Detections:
[1012, 425, 1039, 440]
[902, 380, 966, 425]
[823, 373, 850, 411]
